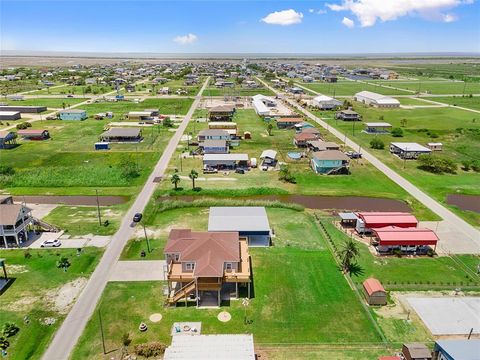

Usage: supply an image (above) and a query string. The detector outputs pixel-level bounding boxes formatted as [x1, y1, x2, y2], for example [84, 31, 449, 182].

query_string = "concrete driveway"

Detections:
[109, 260, 167, 281]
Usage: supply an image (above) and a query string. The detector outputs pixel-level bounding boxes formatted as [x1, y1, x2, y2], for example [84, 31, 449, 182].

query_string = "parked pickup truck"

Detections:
[203, 166, 218, 174]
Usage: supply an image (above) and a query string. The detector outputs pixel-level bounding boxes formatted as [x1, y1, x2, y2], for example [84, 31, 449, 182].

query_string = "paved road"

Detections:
[258, 77, 480, 254]
[41, 77, 209, 360]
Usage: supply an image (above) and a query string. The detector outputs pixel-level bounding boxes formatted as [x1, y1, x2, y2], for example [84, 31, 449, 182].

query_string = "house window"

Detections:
[185, 262, 195, 271]
[174, 254, 179, 261]
[225, 263, 233, 271]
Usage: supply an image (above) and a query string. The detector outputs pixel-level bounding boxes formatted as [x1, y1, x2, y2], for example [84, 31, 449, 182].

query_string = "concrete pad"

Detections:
[149, 313, 162, 323]
[217, 311, 231, 322]
[108, 260, 166, 281]
[420, 221, 480, 254]
[27, 203, 58, 219]
[87, 236, 111, 247]
[407, 297, 480, 335]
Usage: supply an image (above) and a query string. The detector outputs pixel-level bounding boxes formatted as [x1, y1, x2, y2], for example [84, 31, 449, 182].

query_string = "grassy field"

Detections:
[30, 84, 115, 95]
[292, 80, 412, 96]
[0, 247, 103, 360]
[81, 98, 194, 120]
[43, 204, 128, 236]
[4, 98, 88, 108]
[0, 118, 172, 192]
[383, 63, 480, 82]
[72, 208, 383, 359]
[423, 96, 480, 111]
[156, 108, 437, 220]
[128, 79, 201, 96]
[313, 104, 480, 226]
[258, 347, 397, 360]
[374, 80, 480, 95]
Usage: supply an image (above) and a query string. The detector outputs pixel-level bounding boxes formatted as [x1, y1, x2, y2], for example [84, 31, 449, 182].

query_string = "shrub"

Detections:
[370, 138, 385, 150]
[471, 160, 480, 172]
[278, 165, 296, 184]
[0, 336, 9, 350]
[122, 332, 132, 347]
[461, 160, 471, 171]
[417, 155, 456, 174]
[2, 323, 19, 337]
[0, 165, 15, 176]
[134, 342, 166, 357]
[23, 249, 32, 259]
[391, 128, 404, 137]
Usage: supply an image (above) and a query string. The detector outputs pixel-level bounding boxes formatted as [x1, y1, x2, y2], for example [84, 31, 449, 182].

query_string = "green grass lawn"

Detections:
[0, 248, 103, 360]
[204, 86, 275, 97]
[424, 96, 480, 111]
[4, 98, 88, 108]
[260, 347, 397, 360]
[30, 84, 115, 95]
[129, 79, 201, 96]
[294, 80, 412, 96]
[82, 98, 194, 120]
[43, 204, 128, 236]
[313, 104, 480, 226]
[374, 80, 480, 95]
[157, 108, 437, 220]
[73, 208, 382, 359]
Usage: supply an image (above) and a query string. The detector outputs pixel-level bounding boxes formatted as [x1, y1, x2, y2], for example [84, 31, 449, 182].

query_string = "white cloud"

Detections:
[342, 16, 355, 28]
[309, 8, 315, 13]
[442, 13, 458, 22]
[326, 0, 472, 27]
[261, 9, 304, 26]
[173, 33, 198, 45]
[317, 9, 327, 14]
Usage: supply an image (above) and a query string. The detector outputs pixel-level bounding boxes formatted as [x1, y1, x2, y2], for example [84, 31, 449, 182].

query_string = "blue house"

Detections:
[311, 150, 350, 175]
[0, 131, 17, 149]
[59, 109, 87, 121]
[434, 340, 480, 360]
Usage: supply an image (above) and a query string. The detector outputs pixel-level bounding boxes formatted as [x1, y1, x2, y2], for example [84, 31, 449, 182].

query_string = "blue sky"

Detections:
[1, 0, 479, 53]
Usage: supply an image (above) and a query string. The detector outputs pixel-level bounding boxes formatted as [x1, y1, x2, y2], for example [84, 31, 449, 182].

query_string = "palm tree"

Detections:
[171, 173, 181, 190]
[266, 123, 273, 136]
[188, 169, 198, 190]
[339, 239, 360, 274]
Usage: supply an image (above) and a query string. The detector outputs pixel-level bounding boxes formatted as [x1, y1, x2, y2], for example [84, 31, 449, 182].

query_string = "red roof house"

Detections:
[357, 212, 418, 229]
[373, 226, 438, 247]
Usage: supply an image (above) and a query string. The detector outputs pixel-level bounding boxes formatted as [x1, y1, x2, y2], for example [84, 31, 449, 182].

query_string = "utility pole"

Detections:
[95, 189, 102, 226]
[142, 221, 151, 253]
[98, 309, 106, 354]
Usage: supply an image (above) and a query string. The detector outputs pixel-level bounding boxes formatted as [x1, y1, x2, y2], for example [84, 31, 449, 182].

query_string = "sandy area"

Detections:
[44, 277, 88, 314]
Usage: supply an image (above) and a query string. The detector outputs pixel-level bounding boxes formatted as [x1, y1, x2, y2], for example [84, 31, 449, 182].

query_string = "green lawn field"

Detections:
[4, 98, 88, 108]
[0, 248, 103, 360]
[374, 80, 480, 95]
[313, 104, 480, 226]
[72, 207, 383, 359]
[423, 96, 480, 111]
[292, 80, 412, 96]
[30, 84, 115, 95]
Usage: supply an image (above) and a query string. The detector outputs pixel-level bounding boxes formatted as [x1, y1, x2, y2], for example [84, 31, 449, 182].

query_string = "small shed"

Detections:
[427, 142, 442, 151]
[339, 212, 358, 227]
[363, 278, 387, 306]
[243, 131, 251, 140]
[95, 142, 110, 150]
[402, 343, 432, 360]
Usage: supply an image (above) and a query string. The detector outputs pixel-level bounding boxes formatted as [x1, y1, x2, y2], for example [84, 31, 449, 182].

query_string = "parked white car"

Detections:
[40, 239, 62, 248]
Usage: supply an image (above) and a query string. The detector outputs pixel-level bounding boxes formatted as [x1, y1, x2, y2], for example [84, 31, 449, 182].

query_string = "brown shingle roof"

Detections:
[0, 204, 24, 225]
[165, 230, 240, 277]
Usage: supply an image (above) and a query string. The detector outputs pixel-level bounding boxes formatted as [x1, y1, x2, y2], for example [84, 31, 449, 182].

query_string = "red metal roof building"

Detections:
[357, 212, 418, 229]
[373, 226, 439, 247]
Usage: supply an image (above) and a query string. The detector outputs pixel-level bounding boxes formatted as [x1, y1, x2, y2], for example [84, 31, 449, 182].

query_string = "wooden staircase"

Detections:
[166, 280, 196, 305]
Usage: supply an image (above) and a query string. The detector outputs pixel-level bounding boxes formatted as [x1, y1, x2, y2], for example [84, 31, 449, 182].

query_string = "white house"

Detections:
[312, 94, 342, 110]
[354, 91, 400, 108]
[252, 94, 276, 116]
